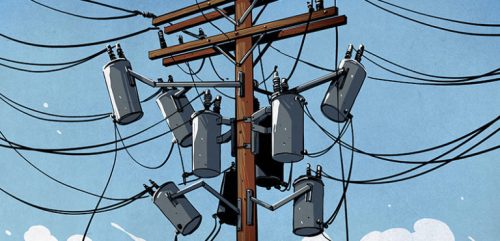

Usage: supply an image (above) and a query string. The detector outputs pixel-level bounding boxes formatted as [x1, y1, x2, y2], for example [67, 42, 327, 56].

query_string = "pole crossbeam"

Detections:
[162, 16, 347, 66]
[149, 7, 339, 60]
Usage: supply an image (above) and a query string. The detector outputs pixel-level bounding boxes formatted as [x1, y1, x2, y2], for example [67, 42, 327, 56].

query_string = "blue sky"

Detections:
[0, 0, 498, 241]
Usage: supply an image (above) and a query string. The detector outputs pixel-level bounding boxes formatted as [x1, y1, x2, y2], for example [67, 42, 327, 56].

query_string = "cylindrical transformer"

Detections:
[254, 109, 284, 189]
[102, 58, 143, 125]
[216, 166, 238, 226]
[271, 93, 305, 163]
[292, 175, 324, 237]
[153, 182, 202, 236]
[191, 110, 222, 178]
[156, 90, 195, 147]
[321, 59, 367, 123]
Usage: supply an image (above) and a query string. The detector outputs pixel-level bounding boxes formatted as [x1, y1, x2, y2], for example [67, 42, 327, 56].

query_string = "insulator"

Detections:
[203, 90, 212, 110]
[273, 67, 281, 94]
[198, 28, 207, 39]
[116, 43, 125, 59]
[355, 44, 365, 63]
[281, 78, 289, 91]
[213, 96, 222, 114]
[293, 175, 324, 237]
[316, 165, 322, 178]
[158, 30, 167, 48]
[216, 165, 238, 226]
[345, 44, 354, 59]
[315, 0, 324, 10]
[102, 56, 143, 125]
[106, 45, 116, 60]
[307, 2, 314, 13]
[152, 182, 202, 236]
[178, 35, 184, 44]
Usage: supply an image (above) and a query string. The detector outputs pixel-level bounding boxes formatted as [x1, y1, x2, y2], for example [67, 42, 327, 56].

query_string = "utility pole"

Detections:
[234, 1, 257, 240]
[147, 1, 348, 240]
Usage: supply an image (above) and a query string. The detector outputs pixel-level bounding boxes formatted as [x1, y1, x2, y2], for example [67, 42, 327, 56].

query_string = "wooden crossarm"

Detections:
[152, 0, 233, 26]
[149, 7, 339, 60]
[164, 0, 278, 35]
[162, 15, 347, 66]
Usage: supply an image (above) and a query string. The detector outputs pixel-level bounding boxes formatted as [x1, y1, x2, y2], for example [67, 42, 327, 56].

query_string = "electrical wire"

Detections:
[363, 0, 500, 37]
[210, 220, 223, 241]
[30, 0, 140, 20]
[0, 48, 109, 73]
[373, 0, 500, 27]
[257, 45, 271, 103]
[205, 215, 219, 241]
[177, 142, 188, 185]
[82, 123, 119, 240]
[0, 130, 133, 201]
[306, 119, 350, 158]
[285, 10, 313, 81]
[117, 127, 176, 169]
[194, 0, 231, 40]
[0, 47, 110, 66]
[79, 0, 154, 18]
[0, 27, 159, 48]
[0, 92, 204, 154]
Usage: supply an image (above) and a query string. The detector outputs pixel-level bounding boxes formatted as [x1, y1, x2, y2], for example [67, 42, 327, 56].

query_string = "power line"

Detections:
[285, 10, 313, 82]
[0, 27, 159, 48]
[363, 0, 500, 37]
[0, 130, 134, 201]
[82, 123, 119, 240]
[30, 0, 140, 21]
[373, 0, 500, 27]
[79, 0, 156, 18]
[117, 126, 176, 170]
[0, 92, 204, 154]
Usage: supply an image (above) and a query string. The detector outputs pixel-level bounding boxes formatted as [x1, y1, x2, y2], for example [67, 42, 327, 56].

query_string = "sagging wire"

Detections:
[79, 0, 156, 18]
[30, 0, 141, 21]
[0, 92, 204, 154]
[363, 0, 500, 37]
[116, 127, 176, 170]
[284, 6, 313, 82]
[82, 122, 119, 240]
[257, 45, 272, 103]
[205, 215, 219, 241]
[0, 27, 159, 49]
[0, 130, 135, 201]
[194, 0, 231, 40]
[177, 141, 188, 185]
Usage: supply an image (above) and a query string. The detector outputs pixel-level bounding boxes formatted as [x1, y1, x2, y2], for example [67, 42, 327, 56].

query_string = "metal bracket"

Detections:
[214, 6, 238, 26]
[214, 45, 237, 65]
[246, 185, 312, 212]
[237, 198, 242, 231]
[217, 117, 232, 125]
[239, 33, 265, 65]
[238, 0, 260, 25]
[238, 71, 245, 97]
[217, 130, 232, 144]
[246, 190, 254, 225]
[252, 124, 271, 134]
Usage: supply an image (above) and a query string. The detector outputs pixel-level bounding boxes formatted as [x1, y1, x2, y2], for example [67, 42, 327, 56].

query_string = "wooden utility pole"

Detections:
[234, 1, 257, 240]
[148, 1, 347, 240]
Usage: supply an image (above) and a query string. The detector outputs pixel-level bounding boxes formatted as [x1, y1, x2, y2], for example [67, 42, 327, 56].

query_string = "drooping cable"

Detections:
[373, 0, 500, 27]
[257, 45, 271, 103]
[79, 0, 155, 18]
[30, 0, 140, 20]
[82, 123, 119, 240]
[205, 215, 219, 241]
[0, 92, 204, 154]
[285, 10, 313, 81]
[0, 130, 133, 201]
[363, 0, 500, 37]
[116, 127, 175, 169]
[306, 119, 350, 158]
[194, 0, 231, 39]
[177, 142, 188, 185]
[210, 219, 223, 241]
[0, 27, 159, 48]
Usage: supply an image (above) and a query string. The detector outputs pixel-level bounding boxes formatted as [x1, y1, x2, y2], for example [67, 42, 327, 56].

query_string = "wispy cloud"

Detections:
[5, 230, 12, 236]
[67, 234, 92, 241]
[24, 225, 57, 241]
[361, 218, 455, 241]
[111, 222, 146, 241]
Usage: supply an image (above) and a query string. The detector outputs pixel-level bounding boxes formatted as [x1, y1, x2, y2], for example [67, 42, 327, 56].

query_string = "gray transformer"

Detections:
[191, 110, 222, 178]
[152, 182, 202, 236]
[102, 58, 143, 125]
[271, 93, 305, 163]
[156, 90, 195, 147]
[293, 175, 324, 237]
[321, 59, 367, 123]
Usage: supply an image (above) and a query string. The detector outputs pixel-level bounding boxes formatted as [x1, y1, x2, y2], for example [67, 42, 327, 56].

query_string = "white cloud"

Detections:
[5, 230, 12, 236]
[360, 218, 455, 241]
[468, 236, 475, 241]
[111, 223, 146, 241]
[24, 225, 57, 241]
[67, 234, 92, 241]
[43, 103, 49, 108]
[56, 130, 62, 135]
[302, 232, 331, 241]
